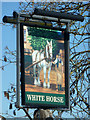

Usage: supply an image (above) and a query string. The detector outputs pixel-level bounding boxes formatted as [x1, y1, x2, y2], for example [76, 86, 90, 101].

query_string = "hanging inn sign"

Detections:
[21, 24, 69, 109]
[3, 8, 84, 109]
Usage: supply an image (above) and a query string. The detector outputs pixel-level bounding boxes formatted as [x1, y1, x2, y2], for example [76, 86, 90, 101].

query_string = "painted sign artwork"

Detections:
[21, 25, 69, 108]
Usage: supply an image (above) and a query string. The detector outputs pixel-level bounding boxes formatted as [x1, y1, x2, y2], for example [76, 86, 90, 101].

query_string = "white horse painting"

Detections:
[32, 40, 52, 88]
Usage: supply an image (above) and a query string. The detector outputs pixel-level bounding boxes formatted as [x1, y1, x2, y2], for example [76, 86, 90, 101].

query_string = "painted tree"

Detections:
[1, 1, 89, 119]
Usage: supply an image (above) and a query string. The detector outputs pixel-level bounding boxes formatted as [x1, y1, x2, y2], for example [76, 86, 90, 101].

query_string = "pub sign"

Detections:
[20, 24, 69, 109]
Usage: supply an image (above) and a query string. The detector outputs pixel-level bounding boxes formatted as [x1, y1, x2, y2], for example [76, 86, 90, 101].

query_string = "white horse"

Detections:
[32, 40, 52, 88]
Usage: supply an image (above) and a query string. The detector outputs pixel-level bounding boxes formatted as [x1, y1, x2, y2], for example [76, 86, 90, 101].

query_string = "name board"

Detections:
[20, 24, 69, 109]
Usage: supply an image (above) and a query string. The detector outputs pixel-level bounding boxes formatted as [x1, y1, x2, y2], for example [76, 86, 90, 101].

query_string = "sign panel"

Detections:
[20, 24, 69, 109]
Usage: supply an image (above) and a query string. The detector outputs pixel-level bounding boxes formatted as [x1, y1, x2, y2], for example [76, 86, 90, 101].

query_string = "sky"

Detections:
[1, 2, 24, 118]
[1, 1, 36, 118]
[0, 1, 89, 119]
[0, 1, 2, 117]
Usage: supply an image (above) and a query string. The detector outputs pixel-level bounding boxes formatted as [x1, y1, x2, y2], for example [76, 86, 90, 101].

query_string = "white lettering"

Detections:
[27, 94, 32, 101]
[46, 96, 50, 102]
[27, 94, 45, 102]
[27, 94, 64, 103]
[42, 96, 45, 101]
[32, 95, 36, 101]
[46, 96, 64, 103]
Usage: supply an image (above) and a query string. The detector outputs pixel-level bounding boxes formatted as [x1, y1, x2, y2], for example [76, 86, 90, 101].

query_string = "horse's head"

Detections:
[46, 40, 52, 59]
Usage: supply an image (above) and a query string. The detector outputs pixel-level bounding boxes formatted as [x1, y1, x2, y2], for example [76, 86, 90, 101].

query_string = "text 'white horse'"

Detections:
[32, 40, 52, 88]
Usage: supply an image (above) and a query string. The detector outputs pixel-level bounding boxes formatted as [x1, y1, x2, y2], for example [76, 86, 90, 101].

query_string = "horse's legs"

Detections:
[37, 66, 41, 86]
[33, 65, 37, 85]
[47, 66, 51, 88]
[43, 66, 46, 88]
